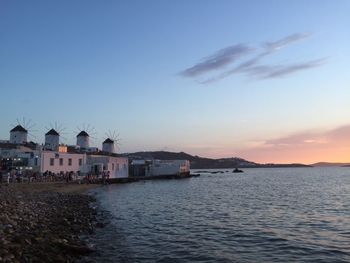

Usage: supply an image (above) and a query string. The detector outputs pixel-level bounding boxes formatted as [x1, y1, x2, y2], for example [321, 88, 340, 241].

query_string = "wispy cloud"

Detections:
[263, 32, 311, 51]
[200, 52, 270, 84]
[233, 125, 350, 163]
[264, 125, 350, 148]
[201, 56, 325, 83]
[180, 44, 253, 77]
[181, 32, 326, 83]
[264, 131, 326, 147]
[246, 58, 327, 79]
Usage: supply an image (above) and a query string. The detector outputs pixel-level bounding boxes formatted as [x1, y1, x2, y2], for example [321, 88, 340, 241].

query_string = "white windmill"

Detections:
[9, 118, 36, 144]
[102, 130, 121, 154]
[44, 122, 67, 151]
[75, 124, 97, 150]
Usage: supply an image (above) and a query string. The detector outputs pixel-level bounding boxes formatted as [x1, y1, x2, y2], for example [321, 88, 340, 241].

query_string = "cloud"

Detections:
[200, 33, 315, 83]
[246, 58, 327, 79]
[200, 52, 270, 83]
[261, 125, 350, 148]
[238, 33, 312, 71]
[180, 44, 253, 77]
[233, 125, 350, 163]
[182, 32, 326, 84]
[201, 57, 325, 83]
[263, 33, 311, 51]
[264, 131, 327, 147]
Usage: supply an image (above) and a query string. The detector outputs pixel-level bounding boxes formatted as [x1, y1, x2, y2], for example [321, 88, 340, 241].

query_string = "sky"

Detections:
[0, 0, 349, 164]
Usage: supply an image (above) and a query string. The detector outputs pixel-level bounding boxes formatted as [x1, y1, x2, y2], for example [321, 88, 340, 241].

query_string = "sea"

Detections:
[83, 167, 350, 263]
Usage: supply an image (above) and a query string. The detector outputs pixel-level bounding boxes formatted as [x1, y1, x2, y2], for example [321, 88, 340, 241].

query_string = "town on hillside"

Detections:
[0, 124, 190, 183]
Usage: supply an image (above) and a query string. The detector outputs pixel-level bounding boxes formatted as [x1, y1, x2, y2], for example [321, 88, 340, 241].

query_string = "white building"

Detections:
[76, 131, 89, 149]
[44, 129, 60, 151]
[150, 160, 190, 176]
[86, 154, 128, 178]
[1, 125, 129, 179]
[102, 138, 115, 153]
[40, 150, 86, 174]
[130, 159, 190, 177]
[9, 125, 28, 144]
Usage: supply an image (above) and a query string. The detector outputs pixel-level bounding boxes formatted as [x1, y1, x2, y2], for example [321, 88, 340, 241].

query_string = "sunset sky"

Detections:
[1, 1, 349, 164]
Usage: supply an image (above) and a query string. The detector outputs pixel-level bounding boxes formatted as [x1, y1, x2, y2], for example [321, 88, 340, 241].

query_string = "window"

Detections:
[59, 158, 63, 166]
[112, 163, 115, 170]
[68, 158, 72, 166]
[50, 158, 54, 166]
[79, 158, 82, 166]
[117, 163, 120, 171]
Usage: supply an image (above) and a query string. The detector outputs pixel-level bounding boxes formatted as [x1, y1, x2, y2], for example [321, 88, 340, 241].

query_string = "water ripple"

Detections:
[85, 167, 350, 263]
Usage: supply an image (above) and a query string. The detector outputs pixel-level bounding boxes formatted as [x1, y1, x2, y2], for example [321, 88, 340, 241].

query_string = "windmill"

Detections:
[44, 122, 67, 151]
[102, 130, 122, 153]
[74, 123, 98, 150]
[10, 118, 37, 144]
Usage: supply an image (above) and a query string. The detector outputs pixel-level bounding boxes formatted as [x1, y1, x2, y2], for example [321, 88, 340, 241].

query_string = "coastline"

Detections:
[0, 182, 102, 262]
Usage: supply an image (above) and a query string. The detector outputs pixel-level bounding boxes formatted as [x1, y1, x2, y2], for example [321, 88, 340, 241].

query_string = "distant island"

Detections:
[312, 162, 350, 167]
[124, 151, 312, 169]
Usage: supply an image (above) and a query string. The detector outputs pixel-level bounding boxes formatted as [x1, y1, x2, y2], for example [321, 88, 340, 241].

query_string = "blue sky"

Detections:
[1, 1, 349, 163]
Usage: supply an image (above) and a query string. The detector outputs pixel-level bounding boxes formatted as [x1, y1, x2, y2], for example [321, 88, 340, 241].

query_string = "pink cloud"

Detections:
[234, 125, 350, 164]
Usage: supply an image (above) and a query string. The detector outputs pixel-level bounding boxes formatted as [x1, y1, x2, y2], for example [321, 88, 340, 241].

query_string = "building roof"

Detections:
[87, 151, 123, 158]
[103, 138, 114, 144]
[0, 142, 18, 149]
[77, 131, 89, 137]
[0, 141, 38, 150]
[24, 141, 38, 150]
[45, 129, 59, 136]
[10, 125, 28, 133]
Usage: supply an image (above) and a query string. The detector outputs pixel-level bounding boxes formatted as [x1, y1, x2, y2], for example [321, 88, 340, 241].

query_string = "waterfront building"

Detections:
[130, 159, 190, 177]
[0, 126, 129, 179]
[40, 150, 86, 174]
[151, 159, 190, 176]
[84, 153, 128, 178]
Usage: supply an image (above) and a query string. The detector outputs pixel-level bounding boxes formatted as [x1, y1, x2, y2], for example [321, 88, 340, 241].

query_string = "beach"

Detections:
[0, 182, 101, 263]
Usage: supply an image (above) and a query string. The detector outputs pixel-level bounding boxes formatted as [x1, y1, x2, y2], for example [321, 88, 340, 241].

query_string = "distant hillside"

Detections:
[312, 162, 350, 167]
[125, 151, 311, 169]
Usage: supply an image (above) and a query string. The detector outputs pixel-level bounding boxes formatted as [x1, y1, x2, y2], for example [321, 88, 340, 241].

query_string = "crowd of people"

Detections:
[0, 169, 111, 185]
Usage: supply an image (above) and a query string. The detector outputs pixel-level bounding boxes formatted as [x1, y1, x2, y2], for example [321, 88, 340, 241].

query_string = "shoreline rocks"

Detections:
[0, 184, 100, 262]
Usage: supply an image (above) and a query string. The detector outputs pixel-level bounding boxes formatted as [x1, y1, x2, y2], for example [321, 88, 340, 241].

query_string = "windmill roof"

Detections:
[45, 129, 59, 136]
[10, 125, 28, 133]
[77, 130, 89, 137]
[103, 138, 114, 144]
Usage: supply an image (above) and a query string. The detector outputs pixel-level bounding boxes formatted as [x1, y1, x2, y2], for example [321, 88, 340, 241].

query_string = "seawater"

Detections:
[85, 167, 350, 263]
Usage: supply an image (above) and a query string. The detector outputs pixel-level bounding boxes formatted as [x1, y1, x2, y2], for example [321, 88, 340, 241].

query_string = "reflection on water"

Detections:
[85, 168, 350, 263]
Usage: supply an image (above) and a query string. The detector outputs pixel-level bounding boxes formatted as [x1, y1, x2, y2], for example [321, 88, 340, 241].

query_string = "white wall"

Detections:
[150, 160, 190, 176]
[87, 155, 129, 178]
[10, 131, 27, 144]
[45, 135, 59, 151]
[77, 136, 89, 149]
[102, 143, 114, 153]
[40, 151, 86, 174]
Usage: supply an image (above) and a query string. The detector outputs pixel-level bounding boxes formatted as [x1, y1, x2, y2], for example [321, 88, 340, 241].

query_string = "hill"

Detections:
[125, 151, 311, 169]
[312, 162, 350, 167]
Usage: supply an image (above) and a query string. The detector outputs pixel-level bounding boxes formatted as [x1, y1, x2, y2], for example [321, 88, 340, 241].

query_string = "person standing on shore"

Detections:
[7, 171, 10, 185]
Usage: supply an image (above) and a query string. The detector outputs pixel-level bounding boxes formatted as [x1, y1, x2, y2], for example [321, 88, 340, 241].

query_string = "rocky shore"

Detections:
[0, 183, 101, 263]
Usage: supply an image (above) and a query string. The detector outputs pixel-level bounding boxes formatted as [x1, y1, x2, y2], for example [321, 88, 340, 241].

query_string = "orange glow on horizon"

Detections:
[187, 125, 350, 164]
